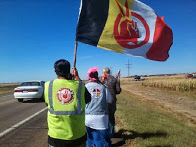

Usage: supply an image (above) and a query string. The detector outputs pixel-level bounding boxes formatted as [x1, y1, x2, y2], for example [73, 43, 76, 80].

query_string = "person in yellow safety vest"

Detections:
[44, 59, 91, 147]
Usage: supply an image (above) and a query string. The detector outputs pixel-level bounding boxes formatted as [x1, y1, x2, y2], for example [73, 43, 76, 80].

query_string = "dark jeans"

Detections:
[108, 103, 116, 125]
[108, 123, 115, 138]
[108, 103, 116, 137]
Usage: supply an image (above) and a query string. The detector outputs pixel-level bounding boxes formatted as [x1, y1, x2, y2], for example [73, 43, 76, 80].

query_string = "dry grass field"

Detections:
[0, 83, 20, 96]
[121, 74, 196, 100]
[142, 74, 196, 92]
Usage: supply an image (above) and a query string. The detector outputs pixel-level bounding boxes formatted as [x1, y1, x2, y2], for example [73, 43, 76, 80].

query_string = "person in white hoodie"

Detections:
[85, 67, 113, 147]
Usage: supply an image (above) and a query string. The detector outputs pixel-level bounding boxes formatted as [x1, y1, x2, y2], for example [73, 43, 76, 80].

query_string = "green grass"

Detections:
[115, 91, 196, 147]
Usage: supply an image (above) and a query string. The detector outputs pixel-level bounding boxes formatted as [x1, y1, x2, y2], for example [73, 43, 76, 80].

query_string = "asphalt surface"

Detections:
[0, 94, 48, 147]
[0, 110, 48, 147]
[0, 94, 124, 147]
[0, 94, 46, 133]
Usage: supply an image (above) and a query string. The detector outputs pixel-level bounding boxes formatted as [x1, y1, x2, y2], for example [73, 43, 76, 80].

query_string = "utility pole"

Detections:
[125, 60, 131, 78]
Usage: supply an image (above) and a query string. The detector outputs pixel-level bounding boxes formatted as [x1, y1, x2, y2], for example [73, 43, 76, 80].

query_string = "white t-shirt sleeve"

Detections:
[106, 88, 112, 103]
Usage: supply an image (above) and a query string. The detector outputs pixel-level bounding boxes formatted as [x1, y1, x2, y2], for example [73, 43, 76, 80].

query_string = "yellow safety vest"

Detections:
[44, 79, 86, 140]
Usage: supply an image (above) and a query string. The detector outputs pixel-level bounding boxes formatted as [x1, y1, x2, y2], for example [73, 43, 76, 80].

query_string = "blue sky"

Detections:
[0, 0, 195, 83]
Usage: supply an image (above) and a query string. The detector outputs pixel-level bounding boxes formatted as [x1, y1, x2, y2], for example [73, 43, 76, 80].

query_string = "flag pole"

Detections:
[73, 41, 78, 68]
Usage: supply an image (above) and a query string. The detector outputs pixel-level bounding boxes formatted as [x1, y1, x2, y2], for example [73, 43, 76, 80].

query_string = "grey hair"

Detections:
[102, 67, 110, 75]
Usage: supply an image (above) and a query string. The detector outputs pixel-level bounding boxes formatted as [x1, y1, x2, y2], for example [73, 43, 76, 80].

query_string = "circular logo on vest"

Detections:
[57, 87, 74, 104]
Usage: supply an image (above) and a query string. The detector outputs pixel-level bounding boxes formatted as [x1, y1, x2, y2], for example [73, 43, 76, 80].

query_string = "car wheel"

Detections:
[18, 99, 23, 102]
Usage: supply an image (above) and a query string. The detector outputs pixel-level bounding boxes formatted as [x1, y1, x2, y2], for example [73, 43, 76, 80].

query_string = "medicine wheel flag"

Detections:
[92, 88, 101, 97]
[76, 0, 173, 61]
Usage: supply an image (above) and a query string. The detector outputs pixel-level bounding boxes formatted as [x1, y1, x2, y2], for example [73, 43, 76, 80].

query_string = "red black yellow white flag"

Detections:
[76, 0, 173, 61]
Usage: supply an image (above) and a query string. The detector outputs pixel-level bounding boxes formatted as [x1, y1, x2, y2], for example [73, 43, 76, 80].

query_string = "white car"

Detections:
[14, 81, 45, 102]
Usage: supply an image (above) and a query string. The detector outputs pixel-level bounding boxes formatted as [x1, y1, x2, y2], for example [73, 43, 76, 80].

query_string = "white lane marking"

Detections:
[0, 107, 47, 138]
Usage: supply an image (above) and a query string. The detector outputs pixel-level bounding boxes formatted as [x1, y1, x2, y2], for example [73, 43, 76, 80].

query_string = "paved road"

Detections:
[0, 110, 48, 147]
[0, 94, 46, 135]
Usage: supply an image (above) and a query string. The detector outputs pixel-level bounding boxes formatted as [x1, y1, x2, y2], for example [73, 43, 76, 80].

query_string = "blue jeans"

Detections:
[86, 127, 111, 147]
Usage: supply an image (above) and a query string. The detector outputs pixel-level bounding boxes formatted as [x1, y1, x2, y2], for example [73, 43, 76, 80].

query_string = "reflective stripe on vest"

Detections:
[48, 80, 83, 115]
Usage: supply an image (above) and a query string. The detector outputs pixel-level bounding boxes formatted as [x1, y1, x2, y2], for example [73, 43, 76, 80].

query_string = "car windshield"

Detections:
[20, 82, 40, 86]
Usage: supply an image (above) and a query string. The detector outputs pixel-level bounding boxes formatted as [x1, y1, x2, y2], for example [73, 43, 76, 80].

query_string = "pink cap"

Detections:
[87, 67, 99, 81]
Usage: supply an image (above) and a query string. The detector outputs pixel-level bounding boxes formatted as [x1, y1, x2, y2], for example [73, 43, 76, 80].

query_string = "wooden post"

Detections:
[73, 41, 78, 68]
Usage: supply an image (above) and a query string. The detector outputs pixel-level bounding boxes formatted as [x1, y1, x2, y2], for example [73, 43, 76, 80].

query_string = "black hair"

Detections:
[54, 59, 72, 79]
[89, 71, 101, 83]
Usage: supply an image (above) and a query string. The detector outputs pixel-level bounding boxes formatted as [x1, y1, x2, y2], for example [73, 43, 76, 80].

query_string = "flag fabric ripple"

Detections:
[76, 0, 173, 61]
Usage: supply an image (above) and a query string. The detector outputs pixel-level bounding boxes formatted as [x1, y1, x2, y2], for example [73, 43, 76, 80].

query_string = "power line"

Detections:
[125, 60, 131, 77]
